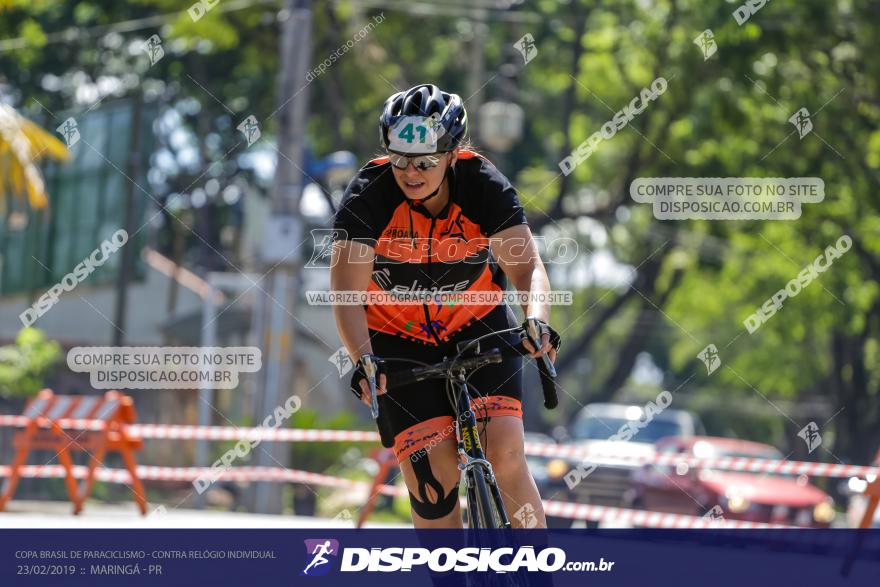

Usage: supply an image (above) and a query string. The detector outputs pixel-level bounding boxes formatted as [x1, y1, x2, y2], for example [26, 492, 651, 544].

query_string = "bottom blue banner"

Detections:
[3, 529, 879, 586]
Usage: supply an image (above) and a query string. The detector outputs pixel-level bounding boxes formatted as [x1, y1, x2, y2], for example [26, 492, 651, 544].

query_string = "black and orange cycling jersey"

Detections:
[333, 150, 527, 345]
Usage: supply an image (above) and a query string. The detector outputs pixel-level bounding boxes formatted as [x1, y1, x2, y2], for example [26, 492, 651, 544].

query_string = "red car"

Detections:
[628, 436, 836, 527]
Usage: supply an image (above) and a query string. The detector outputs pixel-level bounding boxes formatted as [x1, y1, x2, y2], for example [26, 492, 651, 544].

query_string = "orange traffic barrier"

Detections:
[858, 448, 880, 529]
[0, 389, 147, 515]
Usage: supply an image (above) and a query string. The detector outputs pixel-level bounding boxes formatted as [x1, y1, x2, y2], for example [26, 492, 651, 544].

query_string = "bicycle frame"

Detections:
[450, 368, 511, 529]
[375, 322, 559, 531]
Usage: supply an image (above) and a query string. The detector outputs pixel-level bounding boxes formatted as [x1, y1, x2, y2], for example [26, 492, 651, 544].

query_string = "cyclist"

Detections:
[331, 84, 560, 529]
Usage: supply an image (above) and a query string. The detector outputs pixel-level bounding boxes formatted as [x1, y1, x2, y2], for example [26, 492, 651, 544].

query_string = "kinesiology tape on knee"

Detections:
[407, 454, 459, 520]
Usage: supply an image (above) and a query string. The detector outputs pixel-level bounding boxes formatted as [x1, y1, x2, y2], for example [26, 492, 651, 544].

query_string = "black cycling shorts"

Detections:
[370, 304, 524, 463]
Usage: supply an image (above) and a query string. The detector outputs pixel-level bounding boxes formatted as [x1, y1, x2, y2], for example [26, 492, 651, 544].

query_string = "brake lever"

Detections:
[526, 317, 557, 378]
[361, 354, 379, 419]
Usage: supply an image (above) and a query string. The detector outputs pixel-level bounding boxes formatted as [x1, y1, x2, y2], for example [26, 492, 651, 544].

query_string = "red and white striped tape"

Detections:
[0, 465, 788, 529]
[0, 416, 380, 442]
[129, 424, 381, 443]
[1, 415, 876, 479]
[0, 415, 106, 431]
[541, 499, 792, 529]
[0, 465, 404, 498]
[522, 443, 880, 479]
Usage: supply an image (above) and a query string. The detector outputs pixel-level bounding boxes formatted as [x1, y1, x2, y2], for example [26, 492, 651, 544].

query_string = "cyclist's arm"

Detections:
[490, 224, 555, 359]
[330, 239, 388, 403]
[330, 239, 375, 363]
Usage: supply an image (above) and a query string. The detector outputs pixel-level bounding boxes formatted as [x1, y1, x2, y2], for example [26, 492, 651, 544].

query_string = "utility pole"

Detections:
[112, 92, 143, 346]
[467, 11, 487, 139]
[251, 0, 313, 515]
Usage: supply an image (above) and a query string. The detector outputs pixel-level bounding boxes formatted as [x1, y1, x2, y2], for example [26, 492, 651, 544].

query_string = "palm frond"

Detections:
[0, 103, 69, 211]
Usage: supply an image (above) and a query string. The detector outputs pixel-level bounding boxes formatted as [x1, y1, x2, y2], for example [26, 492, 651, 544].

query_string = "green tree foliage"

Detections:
[0, 327, 61, 397]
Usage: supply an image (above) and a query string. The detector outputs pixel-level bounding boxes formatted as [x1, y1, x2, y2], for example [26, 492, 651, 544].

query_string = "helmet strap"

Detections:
[408, 184, 442, 207]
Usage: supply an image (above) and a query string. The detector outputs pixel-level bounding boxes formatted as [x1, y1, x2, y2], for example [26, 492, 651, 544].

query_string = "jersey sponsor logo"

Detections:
[401, 319, 449, 337]
[389, 280, 470, 296]
[419, 320, 447, 336]
[372, 268, 393, 289]
[381, 226, 413, 240]
[399, 426, 442, 452]
[438, 210, 468, 241]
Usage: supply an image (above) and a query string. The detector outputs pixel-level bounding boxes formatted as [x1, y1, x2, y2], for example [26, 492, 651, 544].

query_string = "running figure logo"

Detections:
[702, 505, 725, 522]
[237, 114, 262, 146]
[301, 539, 339, 576]
[306, 229, 343, 268]
[514, 33, 538, 65]
[697, 344, 721, 375]
[797, 422, 822, 454]
[142, 34, 164, 66]
[693, 29, 717, 60]
[789, 107, 813, 139]
[328, 346, 354, 377]
[513, 503, 539, 528]
[56, 118, 80, 148]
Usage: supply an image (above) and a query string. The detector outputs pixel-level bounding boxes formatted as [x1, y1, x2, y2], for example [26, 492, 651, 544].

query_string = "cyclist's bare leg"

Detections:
[397, 438, 463, 528]
[482, 415, 547, 529]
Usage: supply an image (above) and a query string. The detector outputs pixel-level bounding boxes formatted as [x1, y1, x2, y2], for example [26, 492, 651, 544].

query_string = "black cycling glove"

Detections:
[521, 317, 562, 353]
[349, 354, 387, 399]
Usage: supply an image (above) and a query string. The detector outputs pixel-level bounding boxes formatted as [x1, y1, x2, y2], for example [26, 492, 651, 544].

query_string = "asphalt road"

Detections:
[1, 500, 410, 528]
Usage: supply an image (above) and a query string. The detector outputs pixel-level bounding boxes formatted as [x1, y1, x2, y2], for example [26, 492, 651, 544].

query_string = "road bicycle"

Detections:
[365, 318, 560, 530]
